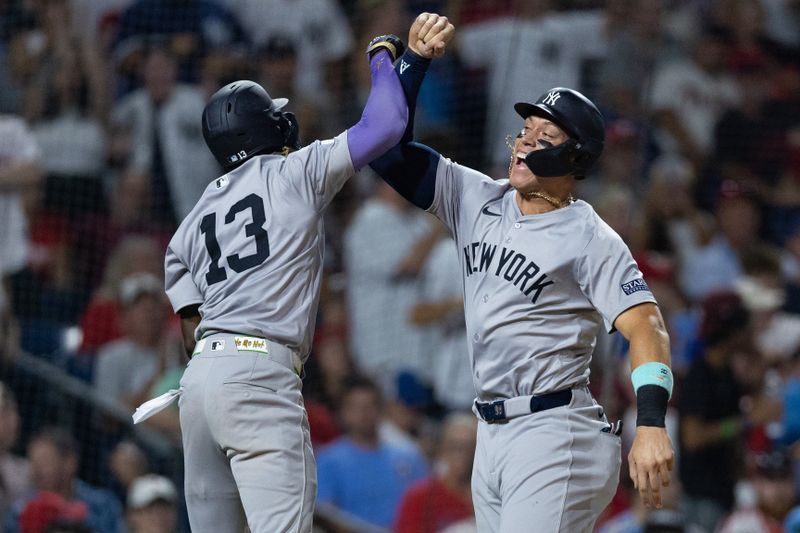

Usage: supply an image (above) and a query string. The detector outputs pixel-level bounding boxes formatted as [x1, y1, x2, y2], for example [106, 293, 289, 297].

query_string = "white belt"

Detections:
[193, 334, 303, 375]
[133, 335, 302, 425]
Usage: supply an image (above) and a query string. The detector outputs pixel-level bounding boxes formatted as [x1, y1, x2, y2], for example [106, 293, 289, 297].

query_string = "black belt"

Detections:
[475, 389, 572, 424]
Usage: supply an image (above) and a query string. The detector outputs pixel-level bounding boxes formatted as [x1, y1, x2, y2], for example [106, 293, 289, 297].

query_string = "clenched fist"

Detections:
[408, 12, 455, 59]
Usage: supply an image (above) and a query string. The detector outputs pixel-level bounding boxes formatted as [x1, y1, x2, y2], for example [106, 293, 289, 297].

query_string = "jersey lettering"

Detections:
[464, 241, 554, 304]
[201, 193, 271, 285]
[225, 194, 271, 273]
[200, 213, 227, 285]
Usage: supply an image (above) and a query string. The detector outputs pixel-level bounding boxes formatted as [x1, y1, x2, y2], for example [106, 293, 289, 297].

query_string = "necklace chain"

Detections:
[522, 190, 574, 209]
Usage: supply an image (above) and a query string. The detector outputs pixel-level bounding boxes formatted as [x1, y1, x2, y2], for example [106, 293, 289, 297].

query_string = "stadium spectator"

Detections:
[107, 441, 149, 503]
[0, 115, 42, 361]
[255, 35, 328, 142]
[673, 180, 763, 303]
[717, 452, 795, 533]
[457, 1, 607, 171]
[78, 235, 164, 354]
[4, 426, 123, 533]
[113, 0, 247, 86]
[222, 0, 353, 101]
[758, 39, 800, 245]
[410, 236, 474, 413]
[632, 155, 711, 258]
[110, 45, 219, 229]
[93, 273, 182, 414]
[344, 181, 441, 396]
[598, 0, 674, 123]
[706, 55, 779, 208]
[0, 383, 31, 522]
[125, 474, 177, 533]
[316, 376, 428, 529]
[678, 291, 759, 533]
[394, 413, 476, 533]
[17, 1, 112, 301]
[27, 43, 109, 214]
[17, 491, 88, 533]
[0, 1, 36, 114]
[736, 245, 800, 363]
[648, 23, 740, 169]
[578, 120, 647, 207]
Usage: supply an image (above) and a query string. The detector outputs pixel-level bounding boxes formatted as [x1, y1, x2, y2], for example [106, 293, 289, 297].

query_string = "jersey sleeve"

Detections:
[427, 155, 495, 238]
[577, 224, 656, 333]
[164, 242, 203, 313]
[276, 131, 354, 212]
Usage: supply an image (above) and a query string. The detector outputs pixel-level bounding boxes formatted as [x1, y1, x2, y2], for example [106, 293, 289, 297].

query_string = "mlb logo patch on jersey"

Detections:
[215, 176, 229, 189]
[621, 278, 649, 295]
[211, 340, 225, 351]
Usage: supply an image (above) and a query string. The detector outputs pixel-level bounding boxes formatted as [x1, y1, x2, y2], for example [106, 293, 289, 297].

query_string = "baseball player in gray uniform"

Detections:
[370, 24, 675, 533]
[132, 16, 455, 533]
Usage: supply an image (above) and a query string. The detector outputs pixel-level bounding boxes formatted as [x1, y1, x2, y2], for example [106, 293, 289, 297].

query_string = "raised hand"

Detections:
[408, 12, 455, 59]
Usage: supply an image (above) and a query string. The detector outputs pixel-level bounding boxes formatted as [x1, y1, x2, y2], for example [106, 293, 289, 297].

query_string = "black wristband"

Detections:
[394, 49, 430, 144]
[636, 384, 668, 427]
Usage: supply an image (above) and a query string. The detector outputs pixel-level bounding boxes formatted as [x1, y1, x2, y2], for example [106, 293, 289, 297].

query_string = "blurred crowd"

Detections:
[0, 0, 799, 532]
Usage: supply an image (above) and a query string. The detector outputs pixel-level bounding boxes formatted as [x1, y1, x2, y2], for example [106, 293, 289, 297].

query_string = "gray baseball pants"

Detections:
[472, 387, 621, 532]
[178, 333, 315, 533]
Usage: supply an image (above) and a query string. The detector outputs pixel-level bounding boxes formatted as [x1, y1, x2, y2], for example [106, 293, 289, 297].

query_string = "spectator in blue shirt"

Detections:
[4, 426, 123, 533]
[316, 376, 428, 528]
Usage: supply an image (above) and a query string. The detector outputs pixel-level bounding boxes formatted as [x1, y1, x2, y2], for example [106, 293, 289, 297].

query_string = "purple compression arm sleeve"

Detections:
[347, 50, 408, 171]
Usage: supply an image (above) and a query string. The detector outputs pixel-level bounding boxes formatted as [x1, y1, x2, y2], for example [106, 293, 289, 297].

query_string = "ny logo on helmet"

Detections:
[543, 91, 561, 106]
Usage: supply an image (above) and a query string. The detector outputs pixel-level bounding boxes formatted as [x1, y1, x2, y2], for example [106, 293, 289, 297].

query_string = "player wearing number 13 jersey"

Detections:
[156, 36, 412, 533]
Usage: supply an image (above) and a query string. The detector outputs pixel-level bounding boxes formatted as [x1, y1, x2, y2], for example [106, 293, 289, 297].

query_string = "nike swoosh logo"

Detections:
[481, 205, 501, 217]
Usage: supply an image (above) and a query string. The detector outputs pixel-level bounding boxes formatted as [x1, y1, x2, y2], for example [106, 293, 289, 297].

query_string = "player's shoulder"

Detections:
[441, 156, 508, 195]
[571, 200, 628, 249]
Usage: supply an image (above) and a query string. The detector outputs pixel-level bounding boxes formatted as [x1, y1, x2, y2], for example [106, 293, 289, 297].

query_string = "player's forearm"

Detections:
[617, 303, 672, 428]
[394, 49, 431, 144]
[346, 50, 408, 171]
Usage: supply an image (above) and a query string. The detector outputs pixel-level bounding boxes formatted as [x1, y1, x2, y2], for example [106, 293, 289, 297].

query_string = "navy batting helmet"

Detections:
[202, 80, 300, 170]
[513, 87, 604, 179]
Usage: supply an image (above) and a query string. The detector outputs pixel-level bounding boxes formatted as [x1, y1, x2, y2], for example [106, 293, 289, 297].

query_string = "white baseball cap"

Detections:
[127, 475, 177, 509]
[119, 273, 163, 307]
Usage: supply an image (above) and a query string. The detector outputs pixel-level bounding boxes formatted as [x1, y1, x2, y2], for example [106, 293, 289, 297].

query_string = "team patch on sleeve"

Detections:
[621, 278, 649, 295]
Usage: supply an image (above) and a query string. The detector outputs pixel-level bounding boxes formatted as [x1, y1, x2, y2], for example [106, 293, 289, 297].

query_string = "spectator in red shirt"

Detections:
[395, 413, 477, 533]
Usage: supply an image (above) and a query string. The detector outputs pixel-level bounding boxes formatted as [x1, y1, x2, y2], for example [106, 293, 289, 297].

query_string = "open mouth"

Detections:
[514, 151, 529, 170]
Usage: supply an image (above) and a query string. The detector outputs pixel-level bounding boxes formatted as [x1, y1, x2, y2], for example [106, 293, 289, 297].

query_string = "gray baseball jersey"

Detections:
[164, 132, 353, 360]
[429, 156, 656, 401]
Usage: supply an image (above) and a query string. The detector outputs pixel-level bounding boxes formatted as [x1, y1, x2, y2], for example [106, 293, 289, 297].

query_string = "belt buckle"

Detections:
[478, 399, 506, 423]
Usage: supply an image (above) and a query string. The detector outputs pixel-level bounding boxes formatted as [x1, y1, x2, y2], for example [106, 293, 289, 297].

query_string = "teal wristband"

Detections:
[631, 362, 673, 400]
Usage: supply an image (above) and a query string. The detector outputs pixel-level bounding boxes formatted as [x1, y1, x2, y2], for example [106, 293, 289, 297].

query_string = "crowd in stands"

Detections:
[0, 0, 800, 532]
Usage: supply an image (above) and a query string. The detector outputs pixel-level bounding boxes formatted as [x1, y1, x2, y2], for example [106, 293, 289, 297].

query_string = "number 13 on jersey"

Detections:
[200, 193, 271, 285]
